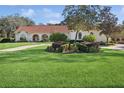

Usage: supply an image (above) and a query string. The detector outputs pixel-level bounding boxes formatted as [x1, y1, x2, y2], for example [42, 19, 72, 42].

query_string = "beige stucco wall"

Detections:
[69, 30, 107, 42]
[15, 31, 31, 41]
[15, 31, 69, 42]
[15, 30, 106, 42]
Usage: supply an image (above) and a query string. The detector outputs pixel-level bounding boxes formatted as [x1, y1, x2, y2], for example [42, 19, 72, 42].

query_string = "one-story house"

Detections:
[15, 25, 107, 42]
[111, 31, 124, 43]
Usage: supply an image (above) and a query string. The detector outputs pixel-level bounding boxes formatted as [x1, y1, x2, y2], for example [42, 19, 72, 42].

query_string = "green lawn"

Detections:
[0, 45, 124, 88]
[0, 42, 46, 50]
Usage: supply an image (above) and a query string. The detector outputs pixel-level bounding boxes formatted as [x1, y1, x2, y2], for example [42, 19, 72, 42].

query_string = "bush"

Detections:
[69, 40, 84, 44]
[76, 42, 99, 53]
[99, 41, 106, 46]
[46, 46, 55, 52]
[0, 38, 15, 43]
[52, 41, 65, 50]
[46, 42, 65, 53]
[50, 33, 67, 42]
[20, 37, 27, 42]
[46, 42, 100, 53]
[76, 43, 88, 52]
[83, 35, 96, 42]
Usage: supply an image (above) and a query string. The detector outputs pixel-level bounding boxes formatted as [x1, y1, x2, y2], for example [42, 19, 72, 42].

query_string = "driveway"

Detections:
[101, 44, 124, 50]
[0, 43, 50, 52]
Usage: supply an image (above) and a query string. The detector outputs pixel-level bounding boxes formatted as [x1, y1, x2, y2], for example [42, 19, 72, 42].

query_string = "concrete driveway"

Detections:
[101, 44, 124, 50]
[0, 43, 50, 53]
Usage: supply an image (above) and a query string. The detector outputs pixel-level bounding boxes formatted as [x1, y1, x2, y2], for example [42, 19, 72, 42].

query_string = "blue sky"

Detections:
[0, 5, 123, 24]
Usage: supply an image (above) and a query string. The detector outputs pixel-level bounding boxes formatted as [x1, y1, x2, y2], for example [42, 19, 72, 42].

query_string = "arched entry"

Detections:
[33, 34, 39, 41]
[42, 34, 48, 41]
[20, 34, 27, 42]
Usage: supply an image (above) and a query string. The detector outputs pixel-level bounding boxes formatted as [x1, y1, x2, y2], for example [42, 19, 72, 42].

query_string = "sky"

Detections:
[0, 5, 124, 24]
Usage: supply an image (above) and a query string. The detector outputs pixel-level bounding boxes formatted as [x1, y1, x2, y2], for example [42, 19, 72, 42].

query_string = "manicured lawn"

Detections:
[0, 42, 46, 50]
[0, 46, 124, 87]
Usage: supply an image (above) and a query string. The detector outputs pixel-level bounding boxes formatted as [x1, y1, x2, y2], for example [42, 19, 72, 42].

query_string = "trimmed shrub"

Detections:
[83, 35, 96, 42]
[0, 38, 15, 43]
[76, 43, 88, 52]
[76, 42, 99, 53]
[46, 46, 55, 52]
[46, 42, 100, 53]
[62, 44, 78, 53]
[69, 40, 84, 44]
[50, 33, 67, 42]
[52, 41, 65, 50]
[99, 41, 106, 46]
[20, 37, 27, 42]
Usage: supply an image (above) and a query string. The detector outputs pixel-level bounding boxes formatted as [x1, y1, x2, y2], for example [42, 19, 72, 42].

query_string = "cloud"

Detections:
[20, 9, 36, 18]
[19, 8, 63, 24]
[42, 8, 61, 19]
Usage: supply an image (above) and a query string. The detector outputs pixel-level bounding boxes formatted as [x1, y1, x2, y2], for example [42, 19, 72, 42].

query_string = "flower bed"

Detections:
[46, 41, 100, 53]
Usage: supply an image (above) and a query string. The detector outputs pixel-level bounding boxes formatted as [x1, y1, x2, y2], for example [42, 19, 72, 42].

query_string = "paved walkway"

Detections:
[0, 44, 50, 52]
[101, 44, 124, 50]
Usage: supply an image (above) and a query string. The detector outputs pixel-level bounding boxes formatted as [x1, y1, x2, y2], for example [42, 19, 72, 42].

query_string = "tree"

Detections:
[62, 5, 101, 42]
[0, 14, 35, 38]
[98, 6, 119, 43]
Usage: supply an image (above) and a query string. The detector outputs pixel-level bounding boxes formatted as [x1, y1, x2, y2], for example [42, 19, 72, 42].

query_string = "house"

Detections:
[111, 31, 124, 43]
[15, 25, 107, 42]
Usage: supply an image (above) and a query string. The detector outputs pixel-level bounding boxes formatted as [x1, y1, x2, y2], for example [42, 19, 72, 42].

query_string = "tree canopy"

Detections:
[0, 14, 35, 38]
[98, 6, 120, 43]
[62, 5, 102, 41]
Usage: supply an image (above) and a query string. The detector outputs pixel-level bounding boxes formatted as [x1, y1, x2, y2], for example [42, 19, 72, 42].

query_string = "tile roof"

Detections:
[16, 25, 69, 33]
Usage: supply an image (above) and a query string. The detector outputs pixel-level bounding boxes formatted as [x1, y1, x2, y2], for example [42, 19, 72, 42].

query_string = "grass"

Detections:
[0, 42, 50, 50]
[0, 45, 124, 88]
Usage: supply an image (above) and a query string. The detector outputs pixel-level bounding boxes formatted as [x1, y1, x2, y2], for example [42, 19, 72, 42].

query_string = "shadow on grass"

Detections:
[0, 48, 124, 65]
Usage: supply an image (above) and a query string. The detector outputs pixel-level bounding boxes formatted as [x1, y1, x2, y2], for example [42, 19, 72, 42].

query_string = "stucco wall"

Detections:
[15, 31, 31, 41]
[15, 31, 106, 42]
[69, 30, 107, 42]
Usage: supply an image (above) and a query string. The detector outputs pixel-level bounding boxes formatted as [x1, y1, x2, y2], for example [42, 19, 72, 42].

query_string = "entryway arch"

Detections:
[33, 34, 39, 41]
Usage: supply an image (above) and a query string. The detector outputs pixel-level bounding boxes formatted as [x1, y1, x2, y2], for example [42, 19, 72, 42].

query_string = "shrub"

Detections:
[83, 35, 96, 42]
[69, 40, 84, 44]
[46, 46, 55, 52]
[62, 44, 78, 53]
[46, 42, 65, 53]
[99, 41, 106, 46]
[89, 46, 99, 53]
[0, 38, 15, 43]
[76, 43, 88, 52]
[46, 42, 100, 53]
[76, 42, 99, 53]
[20, 37, 27, 42]
[52, 41, 65, 50]
[50, 33, 67, 42]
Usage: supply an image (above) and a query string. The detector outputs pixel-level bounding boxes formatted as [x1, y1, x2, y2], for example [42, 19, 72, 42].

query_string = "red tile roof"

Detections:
[16, 25, 69, 33]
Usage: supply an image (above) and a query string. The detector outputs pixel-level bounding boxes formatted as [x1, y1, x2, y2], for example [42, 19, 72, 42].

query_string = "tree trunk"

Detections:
[7, 32, 10, 38]
[106, 36, 109, 45]
[74, 31, 78, 43]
